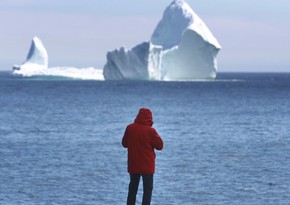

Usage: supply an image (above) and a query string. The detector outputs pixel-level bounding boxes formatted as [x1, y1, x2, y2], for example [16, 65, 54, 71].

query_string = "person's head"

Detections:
[134, 108, 153, 126]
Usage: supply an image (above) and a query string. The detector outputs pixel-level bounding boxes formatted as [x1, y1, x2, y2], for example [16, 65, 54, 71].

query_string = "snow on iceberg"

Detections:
[13, 36, 104, 80]
[104, 0, 221, 80]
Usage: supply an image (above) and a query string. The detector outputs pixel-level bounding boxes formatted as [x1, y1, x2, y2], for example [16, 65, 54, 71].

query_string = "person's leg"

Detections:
[141, 174, 153, 205]
[127, 174, 141, 205]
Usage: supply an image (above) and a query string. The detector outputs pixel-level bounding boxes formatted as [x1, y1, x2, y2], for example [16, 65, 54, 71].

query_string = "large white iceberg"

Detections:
[103, 0, 221, 80]
[13, 36, 104, 80]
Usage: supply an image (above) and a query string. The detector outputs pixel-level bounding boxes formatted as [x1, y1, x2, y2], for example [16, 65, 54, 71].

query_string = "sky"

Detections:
[0, 0, 290, 72]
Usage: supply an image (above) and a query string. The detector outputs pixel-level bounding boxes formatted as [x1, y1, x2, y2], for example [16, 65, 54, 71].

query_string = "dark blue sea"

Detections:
[0, 71, 290, 205]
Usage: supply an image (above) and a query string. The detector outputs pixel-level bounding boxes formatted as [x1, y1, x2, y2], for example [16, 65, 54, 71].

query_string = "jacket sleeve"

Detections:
[122, 127, 128, 148]
[150, 128, 163, 150]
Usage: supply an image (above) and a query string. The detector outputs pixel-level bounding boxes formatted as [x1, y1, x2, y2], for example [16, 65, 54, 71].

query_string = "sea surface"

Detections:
[0, 71, 289, 205]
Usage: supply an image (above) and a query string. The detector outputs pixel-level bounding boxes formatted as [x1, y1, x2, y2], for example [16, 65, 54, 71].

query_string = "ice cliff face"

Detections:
[161, 29, 219, 80]
[103, 42, 162, 80]
[13, 36, 48, 72]
[104, 0, 221, 80]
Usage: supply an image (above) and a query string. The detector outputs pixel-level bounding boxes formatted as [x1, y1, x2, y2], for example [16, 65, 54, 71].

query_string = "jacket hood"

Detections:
[134, 108, 153, 126]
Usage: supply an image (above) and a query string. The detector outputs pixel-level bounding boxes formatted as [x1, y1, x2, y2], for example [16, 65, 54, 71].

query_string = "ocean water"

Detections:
[0, 71, 290, 205]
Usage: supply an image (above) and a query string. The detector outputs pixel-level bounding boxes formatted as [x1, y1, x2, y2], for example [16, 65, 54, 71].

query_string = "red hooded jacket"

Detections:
[122, 108, 163, 174]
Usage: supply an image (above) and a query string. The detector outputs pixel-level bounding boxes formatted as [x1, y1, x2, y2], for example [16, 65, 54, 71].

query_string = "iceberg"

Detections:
[103, 0, 221, 80]
[12, 36, 104, 80]
[13, 36, 48, 72]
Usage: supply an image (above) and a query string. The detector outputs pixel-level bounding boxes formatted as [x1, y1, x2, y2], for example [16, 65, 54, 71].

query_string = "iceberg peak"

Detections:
[151, 0, 221, 80]
[26, 36, 48, 67]
[13, 36, 48, 72]
[151, 0, 221, 50]
[151, 0, 194, 50]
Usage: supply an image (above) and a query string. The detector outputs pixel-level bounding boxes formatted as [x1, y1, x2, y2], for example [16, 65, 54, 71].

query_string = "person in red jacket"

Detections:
[122, 108, 163, 205]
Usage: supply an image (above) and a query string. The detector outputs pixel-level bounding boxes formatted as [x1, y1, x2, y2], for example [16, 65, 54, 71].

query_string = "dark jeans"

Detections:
[127, 174, 153, 205]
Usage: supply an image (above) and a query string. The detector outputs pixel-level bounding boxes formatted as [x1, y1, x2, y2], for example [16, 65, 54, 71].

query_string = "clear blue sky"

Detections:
[1, 0, 290, 72]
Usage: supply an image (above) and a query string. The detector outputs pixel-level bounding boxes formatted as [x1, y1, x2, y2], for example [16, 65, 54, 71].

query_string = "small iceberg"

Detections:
[13, 36, 48, 72]
[12, 36, 104, 80]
